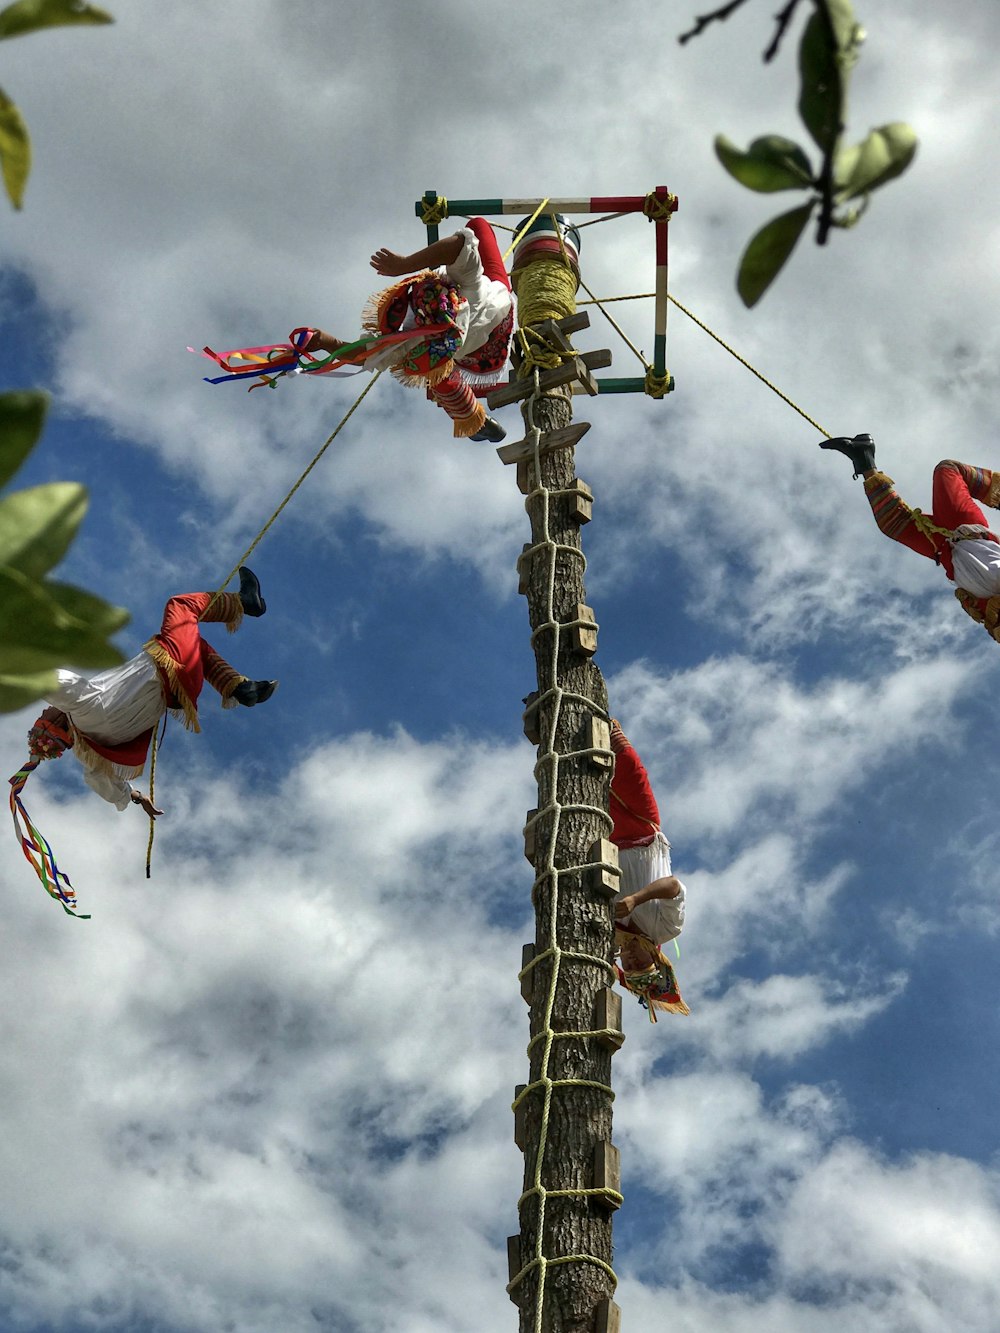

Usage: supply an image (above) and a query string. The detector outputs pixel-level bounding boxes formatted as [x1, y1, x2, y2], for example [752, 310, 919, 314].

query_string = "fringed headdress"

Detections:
[614, 928, 689, 1021]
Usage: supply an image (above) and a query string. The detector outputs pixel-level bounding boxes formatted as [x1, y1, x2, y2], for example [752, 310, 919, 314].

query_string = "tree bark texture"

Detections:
[515, 378, 617, 1333]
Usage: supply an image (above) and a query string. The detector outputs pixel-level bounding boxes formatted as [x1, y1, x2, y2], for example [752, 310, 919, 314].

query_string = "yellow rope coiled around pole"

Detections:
[420, 195, 448, 225]
[514, 259, 579, 332]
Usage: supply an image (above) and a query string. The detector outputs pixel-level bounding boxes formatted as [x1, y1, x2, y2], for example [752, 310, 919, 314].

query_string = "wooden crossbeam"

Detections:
[497, 421, 591, 467]
[487, 349, 612, 410]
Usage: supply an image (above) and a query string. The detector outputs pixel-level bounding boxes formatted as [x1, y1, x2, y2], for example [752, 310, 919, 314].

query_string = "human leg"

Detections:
[931, 460, 1000, 528]
[466, 217, 511, 291]
[146, 592, 243, 729]
[427, 371, 487, 438]
[862, 471, 948, 567]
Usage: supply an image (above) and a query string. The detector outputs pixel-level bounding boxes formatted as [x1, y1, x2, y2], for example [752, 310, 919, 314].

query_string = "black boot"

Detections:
[238, 566, 266, 616]
[232, 678, 278, 707]
[470, 416, 506, 444]
[819, 433, 876, 478]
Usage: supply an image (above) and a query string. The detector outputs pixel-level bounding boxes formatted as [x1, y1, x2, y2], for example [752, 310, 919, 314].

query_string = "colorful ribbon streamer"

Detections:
[9, 760, 89, 919]
[195, 322, 457, 392]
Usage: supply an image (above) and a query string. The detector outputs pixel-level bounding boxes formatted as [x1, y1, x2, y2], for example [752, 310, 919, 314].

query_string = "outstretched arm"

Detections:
[370, 233, 465, 277]
[130, 788, 164, 819]
[614, 875, 682, 920]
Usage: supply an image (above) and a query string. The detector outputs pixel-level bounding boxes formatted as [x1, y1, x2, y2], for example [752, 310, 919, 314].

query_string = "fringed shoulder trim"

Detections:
[143, 640, 202, 733]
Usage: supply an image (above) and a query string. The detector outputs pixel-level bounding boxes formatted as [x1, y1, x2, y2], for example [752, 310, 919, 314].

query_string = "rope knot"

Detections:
[643, 191, 678, 222]
[420, 195, 449, 225]
[515, 326, 573, 377]
[643, 367, 673, 398]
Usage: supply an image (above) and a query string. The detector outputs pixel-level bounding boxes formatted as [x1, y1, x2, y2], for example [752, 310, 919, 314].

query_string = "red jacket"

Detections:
[610, 726, 661, 848]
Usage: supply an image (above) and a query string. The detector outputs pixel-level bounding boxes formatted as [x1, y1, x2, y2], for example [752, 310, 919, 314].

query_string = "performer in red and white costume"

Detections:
[305, 218, 513, 442]
[26, 568, 276, 815]
[609, 719, 689, 1019]
[820, 434, 1000, 641]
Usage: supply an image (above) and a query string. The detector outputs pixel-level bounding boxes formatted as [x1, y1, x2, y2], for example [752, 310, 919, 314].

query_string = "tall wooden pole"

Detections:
[503, 219, 623, 1333]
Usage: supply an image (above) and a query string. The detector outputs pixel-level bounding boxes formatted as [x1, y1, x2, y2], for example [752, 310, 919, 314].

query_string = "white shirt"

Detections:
[615, 832, 687, 946]
[365, 228, 512, 372]
[45, 652, 165, 808]
[950, 531, 1000, 599]
[619, 883, 687, 947]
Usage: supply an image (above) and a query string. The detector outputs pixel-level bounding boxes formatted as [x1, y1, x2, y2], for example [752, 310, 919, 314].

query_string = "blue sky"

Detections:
[2, 2, 1000, 1331]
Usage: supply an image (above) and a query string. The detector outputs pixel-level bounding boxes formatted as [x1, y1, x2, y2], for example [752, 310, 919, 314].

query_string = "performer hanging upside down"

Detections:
[820, 434, 1000, 643]
[609, 718, 690, 1020]
[202, 220, 514, 439]
[302, 218, 514, 443]
[10, 569, 276, 915]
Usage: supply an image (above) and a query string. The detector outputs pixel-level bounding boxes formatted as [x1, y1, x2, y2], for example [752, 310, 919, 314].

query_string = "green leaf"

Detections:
[0, 666, 59, 712]
[833, 142, 861, 192]
[841, 123, 918, 199]
[0, 390, 47, 488]
[798, 12, 844, 154]
[0, 0, 113, 41]
[0, 87, 30, 208]
[737, 201, 816, 308]
[817, 0, 861, 53]
[0, 565, 126, 672]
[0, 481, 88, 579]
[45, 577, 129, 641]
[715, 134, 814, 193]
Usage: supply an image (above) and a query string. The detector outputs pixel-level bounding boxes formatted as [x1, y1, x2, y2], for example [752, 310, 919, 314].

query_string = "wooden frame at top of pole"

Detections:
[414, 188, 679, 395]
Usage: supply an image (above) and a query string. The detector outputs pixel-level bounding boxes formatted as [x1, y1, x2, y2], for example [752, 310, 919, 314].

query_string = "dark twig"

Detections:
[763, 0, 805, 61]
[678, 0, 752, 45]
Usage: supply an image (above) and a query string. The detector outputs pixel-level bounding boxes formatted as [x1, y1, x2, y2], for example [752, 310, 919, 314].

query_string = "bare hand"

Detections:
[614, 894, 637, 919]
[302, 329, 346, 355]
[370, 248, 412, 278]
[131, 790, 163, 819]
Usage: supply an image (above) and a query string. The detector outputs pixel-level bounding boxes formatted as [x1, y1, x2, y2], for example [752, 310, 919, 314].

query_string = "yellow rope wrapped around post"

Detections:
[419, 195, 448, 225]
[643, 367, 672, 398]
[514, 260, 579, 332]
[642, 189, 678, 221]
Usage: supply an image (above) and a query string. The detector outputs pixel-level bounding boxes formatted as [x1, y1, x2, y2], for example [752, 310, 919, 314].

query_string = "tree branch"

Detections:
[763, 0, 805, 61]
[678, 0, 752, 46]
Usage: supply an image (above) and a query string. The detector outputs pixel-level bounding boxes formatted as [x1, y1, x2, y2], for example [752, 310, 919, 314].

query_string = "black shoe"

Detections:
[232, 678, 278, 707]
[238, 566, 266, 616]
[819, 433, 876, 478]
[470, 416, 506, 444]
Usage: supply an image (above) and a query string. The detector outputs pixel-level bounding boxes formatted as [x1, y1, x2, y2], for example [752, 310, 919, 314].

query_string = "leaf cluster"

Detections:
[693, 0, 918, 305]
[0, 0, 113, 209]
[0, 391, 128, 712]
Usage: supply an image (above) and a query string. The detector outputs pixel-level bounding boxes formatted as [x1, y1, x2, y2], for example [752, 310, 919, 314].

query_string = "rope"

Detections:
[574, 211, 629, 230]
[144, 713, 167, 879]
[502, 197, 550, 263]
[666, 292, 830, 436]
[515, 262, 579, 331]
[509, 370, 619, 1329]
[145, 370, 386, 864]
[578, 275, 650, 371]
[420, 195, 448, 225]
[643, 367, 672, 399]
[642, 189, 678, 222]
[578, 287, 831, 434]
[203, 370, 385, 617]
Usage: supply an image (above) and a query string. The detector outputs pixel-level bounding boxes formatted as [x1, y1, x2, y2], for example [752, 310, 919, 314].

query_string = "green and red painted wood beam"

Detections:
[415, 188, 677, 396]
